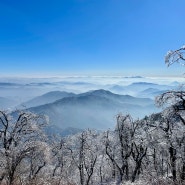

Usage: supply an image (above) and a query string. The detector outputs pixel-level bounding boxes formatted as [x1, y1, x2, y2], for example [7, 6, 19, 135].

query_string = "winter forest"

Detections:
[0, 47, 185, 185]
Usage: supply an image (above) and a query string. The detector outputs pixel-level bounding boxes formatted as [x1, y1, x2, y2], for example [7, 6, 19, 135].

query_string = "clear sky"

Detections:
[0, 0, 185, 77]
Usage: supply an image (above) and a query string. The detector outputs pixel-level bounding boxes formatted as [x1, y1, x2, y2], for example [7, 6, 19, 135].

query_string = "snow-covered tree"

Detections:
[67, 130, 99, 185]
[0, 110, 49, 185]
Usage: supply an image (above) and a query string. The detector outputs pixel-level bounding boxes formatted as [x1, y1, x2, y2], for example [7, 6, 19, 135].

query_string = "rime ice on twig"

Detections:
[165, 45, 185, 67]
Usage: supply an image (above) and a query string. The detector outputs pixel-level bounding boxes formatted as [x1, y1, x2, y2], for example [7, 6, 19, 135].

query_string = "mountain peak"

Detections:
[130, 82, 157, 85]
[88, 89, 114, 95]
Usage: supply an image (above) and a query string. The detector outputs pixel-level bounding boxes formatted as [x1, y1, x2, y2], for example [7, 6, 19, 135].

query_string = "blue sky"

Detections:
[0, 0, 185, 77]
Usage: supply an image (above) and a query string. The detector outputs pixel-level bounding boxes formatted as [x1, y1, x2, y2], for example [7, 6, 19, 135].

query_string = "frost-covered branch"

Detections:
[165, 45, 185, 66]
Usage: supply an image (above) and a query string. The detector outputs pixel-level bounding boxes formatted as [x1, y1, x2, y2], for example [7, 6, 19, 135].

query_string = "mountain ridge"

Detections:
[27, 89, 159, 130]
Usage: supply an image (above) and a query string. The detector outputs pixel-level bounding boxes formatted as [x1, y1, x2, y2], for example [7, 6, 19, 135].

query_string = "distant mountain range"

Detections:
[110, 82, 175, 98]
[0, 80, 179, 107]
[19, 91, 76, 108]
[27, 89, 160, 130]
[0, 79, 180, 131]
[137, 88, 168, 99]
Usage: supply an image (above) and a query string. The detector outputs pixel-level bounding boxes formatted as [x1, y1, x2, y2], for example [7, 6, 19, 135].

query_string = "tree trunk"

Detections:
[131, 161, 141, 182]
[181, 162, 185, 181]
[169, 146, 177, 181]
